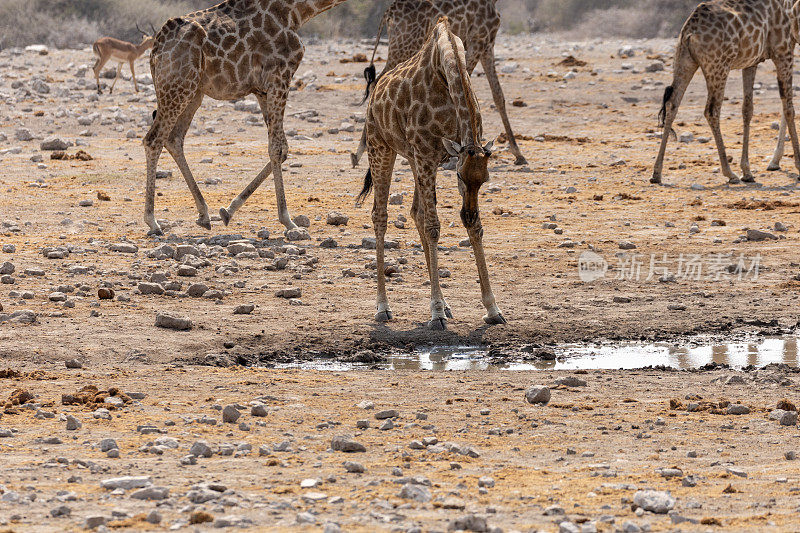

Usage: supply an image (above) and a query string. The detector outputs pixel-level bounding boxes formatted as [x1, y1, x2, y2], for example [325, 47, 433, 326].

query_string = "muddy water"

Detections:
[278, 335, 800, 371]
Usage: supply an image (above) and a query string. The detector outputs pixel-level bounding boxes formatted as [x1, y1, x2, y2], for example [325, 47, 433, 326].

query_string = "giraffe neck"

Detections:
[432, 20, 481, 147]
[288, 0, 351, 28]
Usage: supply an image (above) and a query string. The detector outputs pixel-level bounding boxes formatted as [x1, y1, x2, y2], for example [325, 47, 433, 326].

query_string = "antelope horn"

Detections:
[149, 22, 156, 35]
[135, 23, 146, 36]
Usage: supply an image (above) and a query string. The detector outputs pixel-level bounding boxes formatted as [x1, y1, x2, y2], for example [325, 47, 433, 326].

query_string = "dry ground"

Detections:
[0, 35, 799, 531]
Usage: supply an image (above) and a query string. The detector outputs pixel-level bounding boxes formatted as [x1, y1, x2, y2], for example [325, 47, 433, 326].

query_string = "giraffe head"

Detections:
[443, 139, 494, 227]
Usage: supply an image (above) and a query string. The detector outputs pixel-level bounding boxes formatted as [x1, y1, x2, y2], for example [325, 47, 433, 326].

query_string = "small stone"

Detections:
[40, 136, 69, 151]
[525, 385, 551, 404]
[65, 415, 81, 431]
[251, 404, 268, 417]
[234, 304, 255, 315]
[275, 287, 301, 298]
[130, 486, 169, 500]
[398, 483, 431, 502]
[326, 211, 349, 226]
[727, 404, 750, 415]
[222, 405, 241, 423]
[331, 435, 366, 453]
[98, 439, 118, 452]
[780, 411, 798, 426]
[189, 440, 213, 458]
[618, 241, 636, 250]
[343, 461, 364, 473]
[746, 229, 778, 242]
[100, 476, 151, 490]
[65, 358, 82, 369]
[375, 409, 399, 419]
[478, 476, 495, 488]
[154, 313, 192, 331]
[555, 376, 587, 387]
[633, 490, 675, 514]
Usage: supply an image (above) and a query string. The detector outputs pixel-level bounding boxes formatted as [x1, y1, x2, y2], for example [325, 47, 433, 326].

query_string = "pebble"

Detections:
[343, 461, 364, 473]
[65, 415, 81, 431]
[633, 490, 675, 513]
[326, 211, 349, 226]
[555, 376, 587, 387]
[100, 476, 151, 490]
[222, 405, 241, 423]
[727, 404, 750, 415]
[375, 409, 399, 419]
[189, 440, 213, 458]
[525, 385, 551, 404]
[64, 358, 82, 369]
[154, 313, 193, 331]
[233, 304, 254, 315]
[398, 483, 431, 502]
[331, 435, 366, 453]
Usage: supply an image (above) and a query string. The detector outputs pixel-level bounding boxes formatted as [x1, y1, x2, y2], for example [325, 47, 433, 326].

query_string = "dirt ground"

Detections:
[1, 34, 800, 531]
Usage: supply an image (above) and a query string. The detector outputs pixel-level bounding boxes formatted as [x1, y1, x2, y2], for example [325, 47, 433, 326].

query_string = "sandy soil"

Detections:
[1, 364, 800, 532]
[0, 34, 800, 531]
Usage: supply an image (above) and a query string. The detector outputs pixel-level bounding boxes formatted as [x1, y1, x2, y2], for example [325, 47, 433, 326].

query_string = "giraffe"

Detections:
[357, 16, 505, 330]
[142, 0, 350, 236]
[350, 0, 527, 169]
[653, 0, 800, 185]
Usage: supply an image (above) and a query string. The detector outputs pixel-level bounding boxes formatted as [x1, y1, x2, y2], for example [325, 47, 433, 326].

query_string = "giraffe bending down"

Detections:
[142, 0, 350, 236]
[358, 16, 505, 330]
[350, 0, 526, 169]
[653, 0, 800, 185]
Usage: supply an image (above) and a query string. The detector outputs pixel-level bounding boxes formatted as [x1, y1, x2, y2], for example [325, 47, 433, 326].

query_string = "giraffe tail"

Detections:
[658, 86, 674, 129]
[359, 11, 388, 105]
[356, 168, 373, 206]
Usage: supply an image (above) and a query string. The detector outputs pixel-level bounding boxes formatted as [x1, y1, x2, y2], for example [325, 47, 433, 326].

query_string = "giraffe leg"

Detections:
[768, 114, 787, 171]
[367, 145, 396, 322]
[481, 50, 526, 165]
[774, 54, 800, 178]
[411, 189, 452, 319]
[221, 88, 297, 230]
[703, 69, 739, 183]
[109, 63, 122, 94]
[163, 93, 211, 230]
[411, 158, 447, 330]
[740, 65, 756, 183]
[652, 45, 698, 184]
[460, 204, 505, 325]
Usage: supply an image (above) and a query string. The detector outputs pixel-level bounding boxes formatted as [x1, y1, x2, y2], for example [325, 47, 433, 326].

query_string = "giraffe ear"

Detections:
[442, 139, 462, 157]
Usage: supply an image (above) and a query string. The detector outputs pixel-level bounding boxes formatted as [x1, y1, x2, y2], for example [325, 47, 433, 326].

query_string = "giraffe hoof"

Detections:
[767, 163, 781, 171]
[350, 152, 359, 168]
[196, 217, 211, 230]
[741, 174, 756, 183]
[728, 176, 741, 185]
[219, 208, 231, 226]
[444, 307, 453, 319]
[513, 155, 528, 166]
[375, 310, 393, 322]
[649, 176, 662, 185]
[146, 227, 163, 237]
[428, 317, 447, 331]
[484, 312, 507, 325]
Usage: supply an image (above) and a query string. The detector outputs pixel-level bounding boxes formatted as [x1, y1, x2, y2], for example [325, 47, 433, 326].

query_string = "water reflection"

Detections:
[275, 336, 799, 371]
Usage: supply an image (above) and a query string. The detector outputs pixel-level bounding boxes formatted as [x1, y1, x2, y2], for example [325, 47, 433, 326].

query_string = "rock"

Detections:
[746, 229, 778, 242]
[130, 486, 169, 500]
[189, 440, 213, 458]
[50, 505, 71, 517]
[726, 467, 748, 478]
[155, 313, 192, 331]
[275, 287, 301, 298]
[293, 214, 310, 227]
[222, 405, 241, 423]
[251, 404, 268, 417]
[449, 515, 488, 532]
[98, 439, 118, 452]
[138, 282, 164, 295]
[399, 483, 431, 502]
[331, 435, 366, 453]
[618, 241, 636, 250]
[525, 385, 551, 404]
[65, 415, 81, 430]
[285, 228, 310, 241]
[343, 461, 364, 473]
[186, 283, 208, 297]
[101, 476, 151, 490]
[41, 137, 69, 151]
[65, 358, 82, 369]
[233, 304, 254, 315]
[145, 510, 162, 524]
[85, 516, 108, 529]
[727, 404, 750, 415]
[559, 522, 580, 533]
[97, 288, 115, 300]
[177, 265, 197, 277]
[389, 193, 403, 205]
[15, 128, 33, 141]
[633, 490, 675, 514]
[555, 376, 587, 387]
[0, 262, 15, 275]
[108, 242, 138, 253]
[780, 411, 798, 426]
[375, 409, 399, 419]
[326, 211, 349, 226]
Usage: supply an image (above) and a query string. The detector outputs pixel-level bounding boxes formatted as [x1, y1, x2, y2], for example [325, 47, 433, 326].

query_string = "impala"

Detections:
[91, 24, 155, 95]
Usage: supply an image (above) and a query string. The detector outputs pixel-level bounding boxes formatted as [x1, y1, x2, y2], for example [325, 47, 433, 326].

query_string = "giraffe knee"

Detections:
[426, 224, 440, 242]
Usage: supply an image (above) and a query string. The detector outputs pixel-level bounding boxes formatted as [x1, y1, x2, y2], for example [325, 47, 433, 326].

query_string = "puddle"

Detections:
[276, 334, 800, 371]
